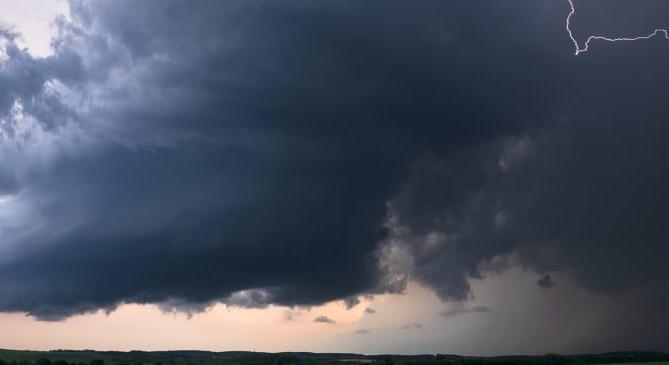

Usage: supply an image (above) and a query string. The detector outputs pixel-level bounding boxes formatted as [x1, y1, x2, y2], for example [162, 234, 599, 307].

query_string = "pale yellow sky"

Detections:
[0, 285, 417, 353]
[0, 271, 624, 355]
[0, 298, 369, 352]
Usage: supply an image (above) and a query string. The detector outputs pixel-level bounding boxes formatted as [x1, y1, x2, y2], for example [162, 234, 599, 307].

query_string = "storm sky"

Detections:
[1, 0, 669, 355]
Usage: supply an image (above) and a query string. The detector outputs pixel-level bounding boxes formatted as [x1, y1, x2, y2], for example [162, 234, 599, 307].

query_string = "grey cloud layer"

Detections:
[1, 0, 669, 350]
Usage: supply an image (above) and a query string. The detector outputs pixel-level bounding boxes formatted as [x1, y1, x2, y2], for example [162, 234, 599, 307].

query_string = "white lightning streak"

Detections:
[566, 0, 669, 55]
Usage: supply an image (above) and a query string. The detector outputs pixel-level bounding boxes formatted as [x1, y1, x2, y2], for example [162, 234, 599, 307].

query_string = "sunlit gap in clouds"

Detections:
[0, 0, 69, 58]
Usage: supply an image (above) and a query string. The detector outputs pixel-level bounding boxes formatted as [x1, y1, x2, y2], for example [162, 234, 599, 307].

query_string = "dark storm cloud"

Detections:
[1, 0, 669, 350]
[0, 0, 569, 320]
[386, 12, 669, 347]
[0, 38, 46, 119]
[354, 329, 370, 335]
[364, 308, 376, 315]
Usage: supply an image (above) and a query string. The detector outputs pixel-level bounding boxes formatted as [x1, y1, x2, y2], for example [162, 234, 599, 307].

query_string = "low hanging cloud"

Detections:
[343, 296, 361, 310]
[313, 315, 336, 324]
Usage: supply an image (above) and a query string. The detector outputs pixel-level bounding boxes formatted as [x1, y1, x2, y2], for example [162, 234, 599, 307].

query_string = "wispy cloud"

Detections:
[401, 323, 422, 330]
[537, 274, 556, 289]
[313, 315, 336, 324]
[440, 305, 492, 318]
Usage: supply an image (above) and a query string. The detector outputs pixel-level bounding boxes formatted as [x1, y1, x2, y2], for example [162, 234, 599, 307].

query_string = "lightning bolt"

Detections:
[566, 0, 669, 55]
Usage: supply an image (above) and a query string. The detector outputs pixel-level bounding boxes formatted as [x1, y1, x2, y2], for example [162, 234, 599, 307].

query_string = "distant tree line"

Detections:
[0, 360, 108, 365]
[2, 352, 669, 365]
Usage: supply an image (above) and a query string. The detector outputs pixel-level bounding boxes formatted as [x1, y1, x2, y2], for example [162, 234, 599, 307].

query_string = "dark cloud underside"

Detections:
[1, 0, 669, 351]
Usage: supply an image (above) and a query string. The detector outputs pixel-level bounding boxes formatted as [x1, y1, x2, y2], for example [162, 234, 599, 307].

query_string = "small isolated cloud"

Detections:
[355, 329, 370, 335]
[440, 304, 492, 318]
[313, 315, 336, 324]
[401, 322, 422, 330]
[364, 307, 376, 314]
[537, 274, 556, 289]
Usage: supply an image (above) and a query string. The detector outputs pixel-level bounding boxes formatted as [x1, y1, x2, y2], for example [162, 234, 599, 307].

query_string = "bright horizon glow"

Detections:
[0, 271, 629, 355]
